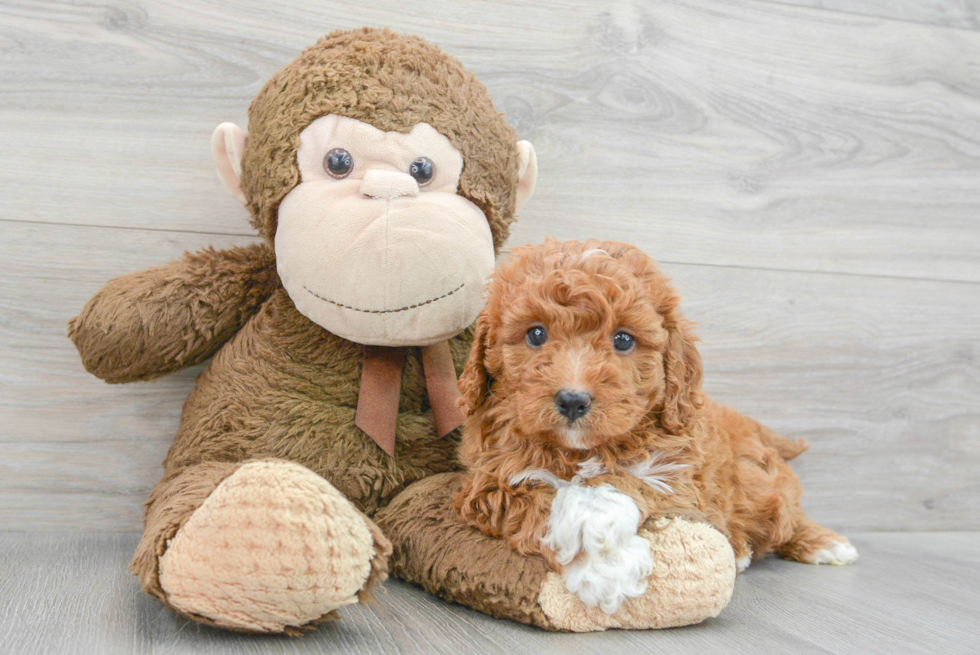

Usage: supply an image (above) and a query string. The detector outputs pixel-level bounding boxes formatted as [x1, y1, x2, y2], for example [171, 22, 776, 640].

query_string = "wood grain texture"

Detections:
[1, 532, 978, 655]
[1, 221, 976, 532]
[769, 0, 980, 30]
[0, 0, 978, 534]
[0, 221, 259, 530]
[2, 0, 980, 281]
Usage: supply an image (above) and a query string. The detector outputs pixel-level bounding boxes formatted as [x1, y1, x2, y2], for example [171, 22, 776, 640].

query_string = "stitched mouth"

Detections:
[303, 282, 465, 314]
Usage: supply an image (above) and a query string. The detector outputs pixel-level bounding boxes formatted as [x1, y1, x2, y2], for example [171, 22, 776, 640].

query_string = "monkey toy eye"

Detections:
[526, 326, 548, 348]
[324, 148, 353, 179]
[409, 157, 434, 186]
[613, 331, 635, 353]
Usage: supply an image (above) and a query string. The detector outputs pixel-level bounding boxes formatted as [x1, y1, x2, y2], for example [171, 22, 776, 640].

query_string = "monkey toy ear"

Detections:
[211, 122, 248, 205]
[515, 140, 537, 213]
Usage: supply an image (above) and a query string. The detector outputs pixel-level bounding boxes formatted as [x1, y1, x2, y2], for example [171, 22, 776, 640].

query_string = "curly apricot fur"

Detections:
[454, 239, 851, 569]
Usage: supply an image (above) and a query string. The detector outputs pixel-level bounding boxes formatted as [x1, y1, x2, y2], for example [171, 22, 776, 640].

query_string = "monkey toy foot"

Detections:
[536, 515, 736, 630]
[156, 461, 390, 633]
[377, 473, 736, 632]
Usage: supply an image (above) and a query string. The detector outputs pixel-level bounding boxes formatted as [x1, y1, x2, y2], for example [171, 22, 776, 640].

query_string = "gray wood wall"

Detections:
[1, 0, 977, 533]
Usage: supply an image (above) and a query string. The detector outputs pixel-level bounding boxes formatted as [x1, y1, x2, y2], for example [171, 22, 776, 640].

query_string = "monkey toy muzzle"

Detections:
[275, 115, 496, 347]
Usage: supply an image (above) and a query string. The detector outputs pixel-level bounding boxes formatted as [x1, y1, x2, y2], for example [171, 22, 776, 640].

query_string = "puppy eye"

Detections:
[613, 331, 635, 353]
[526, 326, 548, 348]
[409, 157, 434, 186]
[324, 148, 353, 179]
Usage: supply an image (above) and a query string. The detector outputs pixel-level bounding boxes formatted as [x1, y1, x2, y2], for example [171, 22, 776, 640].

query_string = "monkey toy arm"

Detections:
[69, 242, 278, 383]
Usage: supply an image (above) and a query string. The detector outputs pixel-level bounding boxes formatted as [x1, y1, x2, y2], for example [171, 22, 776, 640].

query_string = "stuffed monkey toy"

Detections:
[69, 28, 735, 634]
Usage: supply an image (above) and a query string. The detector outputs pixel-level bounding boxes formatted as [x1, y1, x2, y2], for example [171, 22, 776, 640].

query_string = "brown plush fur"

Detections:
[377, 474, 736, 631]
[69, 29, 528, 632]
[378, 473, 558, 629]
[242, 28, 522, 248]
[68, 244, 279, 383]
[454, 239, 851, 570]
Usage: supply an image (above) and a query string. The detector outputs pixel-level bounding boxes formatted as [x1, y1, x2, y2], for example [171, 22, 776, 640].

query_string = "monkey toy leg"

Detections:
[120, 288, 459, 634]
[376, 473, 737, 632]
[131, 458, 391, 634]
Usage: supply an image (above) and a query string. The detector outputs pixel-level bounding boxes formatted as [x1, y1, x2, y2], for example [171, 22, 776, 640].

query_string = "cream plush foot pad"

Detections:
[158, 461, 377, 632]
[538, 517, 736, 632]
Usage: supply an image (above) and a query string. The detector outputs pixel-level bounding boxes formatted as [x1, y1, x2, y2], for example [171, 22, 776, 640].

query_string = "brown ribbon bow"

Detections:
[354, 341, 465, 457]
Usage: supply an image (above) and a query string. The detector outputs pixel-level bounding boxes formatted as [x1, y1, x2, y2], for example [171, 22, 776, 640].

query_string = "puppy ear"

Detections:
[658, 316, 704, 435]
[457, 312, 495, 416]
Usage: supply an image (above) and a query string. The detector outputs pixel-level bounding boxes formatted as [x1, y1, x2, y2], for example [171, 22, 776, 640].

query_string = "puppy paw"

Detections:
[562, 534, 654, 613]
[735, 547, 753, 573]
[811, 540, 859, 565]
[541, 484, 653, 614]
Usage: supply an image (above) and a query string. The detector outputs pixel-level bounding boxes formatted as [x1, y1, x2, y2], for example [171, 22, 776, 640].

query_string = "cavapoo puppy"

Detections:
[453, 239, 857, 614]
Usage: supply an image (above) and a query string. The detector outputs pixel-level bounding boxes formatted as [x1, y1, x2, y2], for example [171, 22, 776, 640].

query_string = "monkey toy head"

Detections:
[211, 28, 537, 346]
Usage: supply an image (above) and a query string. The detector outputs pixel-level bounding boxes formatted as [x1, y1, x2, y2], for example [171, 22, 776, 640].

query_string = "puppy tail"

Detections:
[759, 426, 810, 461]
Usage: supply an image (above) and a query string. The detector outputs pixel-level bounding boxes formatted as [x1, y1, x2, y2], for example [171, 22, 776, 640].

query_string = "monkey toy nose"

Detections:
[360, 169, 420, 199]
[555, 389, 592, 421]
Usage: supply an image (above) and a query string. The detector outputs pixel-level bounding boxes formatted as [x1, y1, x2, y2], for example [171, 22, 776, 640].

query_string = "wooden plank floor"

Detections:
[1, 531, 977, 655]
[0, 1, 978, 653]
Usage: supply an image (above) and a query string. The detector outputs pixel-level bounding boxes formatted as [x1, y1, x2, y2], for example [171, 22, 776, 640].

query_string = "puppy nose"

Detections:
[360, 169, 420, 199]
[555, 389, 592, 421]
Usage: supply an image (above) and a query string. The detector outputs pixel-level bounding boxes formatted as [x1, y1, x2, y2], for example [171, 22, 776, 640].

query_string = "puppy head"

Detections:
[459, 239, 703, 450]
